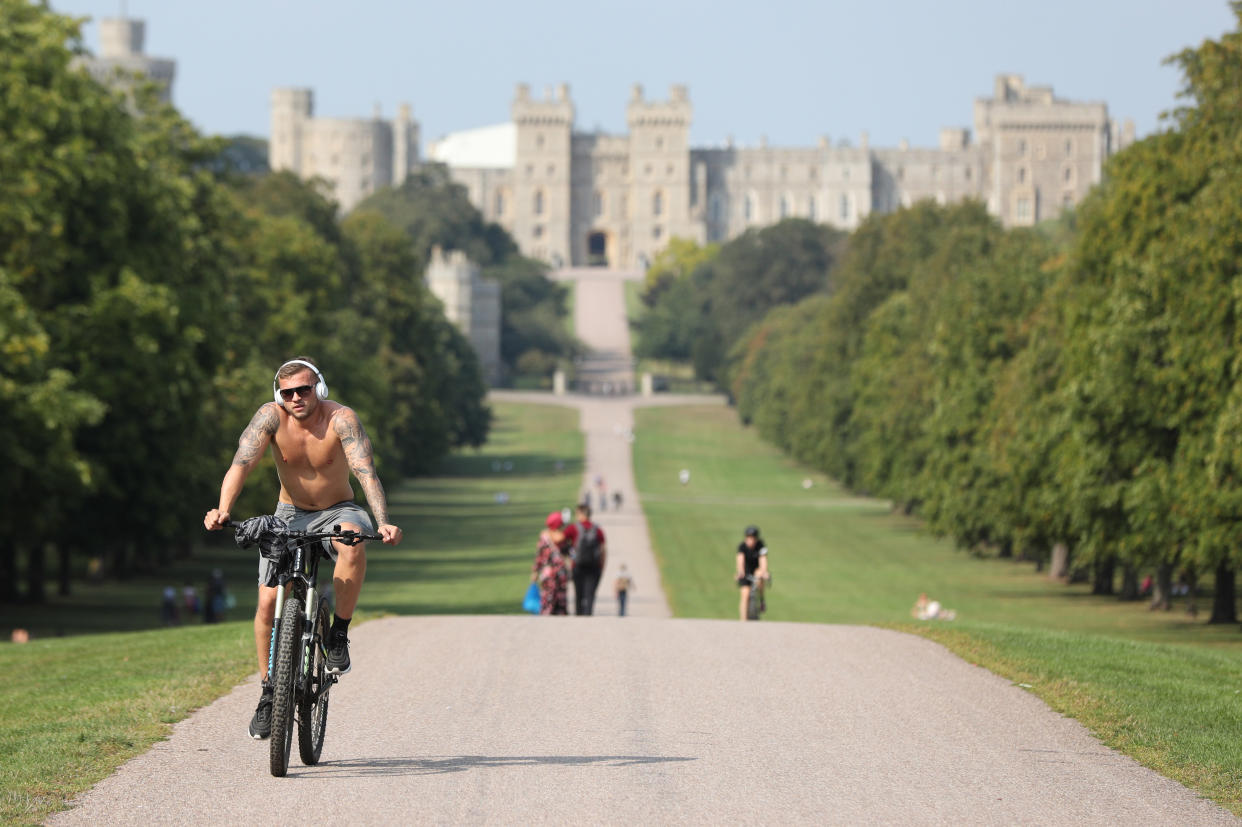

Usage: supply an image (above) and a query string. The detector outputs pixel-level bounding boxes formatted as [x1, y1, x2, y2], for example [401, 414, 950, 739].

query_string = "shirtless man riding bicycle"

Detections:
[203, 357, 403, 739]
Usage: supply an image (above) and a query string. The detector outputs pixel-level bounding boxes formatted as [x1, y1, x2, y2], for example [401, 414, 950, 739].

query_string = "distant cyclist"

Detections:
[736, 525, 770, 621]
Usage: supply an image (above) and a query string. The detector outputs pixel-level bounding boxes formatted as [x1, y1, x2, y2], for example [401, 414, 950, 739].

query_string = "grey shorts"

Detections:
[257, 501, 374, 586]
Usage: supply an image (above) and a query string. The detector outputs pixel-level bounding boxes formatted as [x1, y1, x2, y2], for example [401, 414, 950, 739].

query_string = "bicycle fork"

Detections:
[267, 581, 285, 679]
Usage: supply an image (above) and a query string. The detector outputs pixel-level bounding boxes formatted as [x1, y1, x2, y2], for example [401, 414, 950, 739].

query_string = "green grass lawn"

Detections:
[0, 400, 582, 825]
[633, 403, 1242, 814]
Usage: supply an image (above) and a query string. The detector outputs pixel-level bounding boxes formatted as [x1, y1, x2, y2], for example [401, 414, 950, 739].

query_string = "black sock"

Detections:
[332, 614, 352, 636]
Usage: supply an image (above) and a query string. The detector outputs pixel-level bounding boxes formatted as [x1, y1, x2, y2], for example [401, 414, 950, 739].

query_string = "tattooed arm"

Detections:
[204, 404, 279, 530]
[334, 407, 403, 545]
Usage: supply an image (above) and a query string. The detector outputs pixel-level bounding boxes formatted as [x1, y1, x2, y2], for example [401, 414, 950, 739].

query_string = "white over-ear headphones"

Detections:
[273, 359, 330, 404]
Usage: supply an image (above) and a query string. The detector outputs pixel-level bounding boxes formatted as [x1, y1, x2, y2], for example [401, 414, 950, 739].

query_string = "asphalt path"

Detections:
[50, 617, 1236, 825]
[48, 270, 1239, 824]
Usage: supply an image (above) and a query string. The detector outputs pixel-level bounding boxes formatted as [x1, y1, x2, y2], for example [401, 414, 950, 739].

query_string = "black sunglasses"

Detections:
[279, 385, 315, 400]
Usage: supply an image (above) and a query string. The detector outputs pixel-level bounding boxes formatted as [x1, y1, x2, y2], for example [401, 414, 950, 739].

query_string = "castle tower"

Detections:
[974, 74, 1110, 226]
[511, 83, 574, 268]
[270, 87, 312, 174]
[626, 84, 699, 269]
[80, 17, 175, 103]
[392, 103, 419, 187]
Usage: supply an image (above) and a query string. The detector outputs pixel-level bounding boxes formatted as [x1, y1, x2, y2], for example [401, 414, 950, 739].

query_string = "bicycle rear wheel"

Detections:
[297, 597, 332, 765]
[269, 596, 303, 777]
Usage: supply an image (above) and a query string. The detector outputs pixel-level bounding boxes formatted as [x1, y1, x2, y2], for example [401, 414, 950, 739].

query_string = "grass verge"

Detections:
[633, 403, 1242, 815]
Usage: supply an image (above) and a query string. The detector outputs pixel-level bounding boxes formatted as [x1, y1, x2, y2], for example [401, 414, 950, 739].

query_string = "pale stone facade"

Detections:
[430, 76, 1131, 268]
[273, 75, 1131, 268]
[78, 18, 175, 103]
[425, 247, 502, 385]
[269, 89, 419, 211]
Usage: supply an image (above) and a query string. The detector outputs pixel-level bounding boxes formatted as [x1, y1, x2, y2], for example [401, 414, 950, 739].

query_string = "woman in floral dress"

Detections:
[532, 511, 572, 615]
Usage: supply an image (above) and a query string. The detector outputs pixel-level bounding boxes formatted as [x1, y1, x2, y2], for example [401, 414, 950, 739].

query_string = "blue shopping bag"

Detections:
[523, 581, 541, 614]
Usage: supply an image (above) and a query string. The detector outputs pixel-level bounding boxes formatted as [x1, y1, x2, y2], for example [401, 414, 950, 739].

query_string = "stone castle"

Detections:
[272, 77, 1133, 270]
[424, 247, 502, 385]
[77, 17, 176, 104]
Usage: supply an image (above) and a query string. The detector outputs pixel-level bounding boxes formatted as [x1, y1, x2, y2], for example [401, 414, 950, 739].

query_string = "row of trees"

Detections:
[634, 220, 845, 381]
[0, 2, 565, 602]
[721, 12, 1242, 622]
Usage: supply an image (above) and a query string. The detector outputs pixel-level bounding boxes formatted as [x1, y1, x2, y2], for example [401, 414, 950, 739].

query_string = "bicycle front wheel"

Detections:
[297, 597, 332, 765]
[269, 596, 303, 777]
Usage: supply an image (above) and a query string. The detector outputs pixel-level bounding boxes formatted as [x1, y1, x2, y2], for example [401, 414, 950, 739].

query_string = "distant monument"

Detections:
[77, 17, 176, 103]
[425, 247, 502, 385]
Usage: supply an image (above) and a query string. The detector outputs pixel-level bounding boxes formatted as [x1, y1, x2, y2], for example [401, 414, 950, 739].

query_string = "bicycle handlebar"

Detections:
[221, 519, 382, 546]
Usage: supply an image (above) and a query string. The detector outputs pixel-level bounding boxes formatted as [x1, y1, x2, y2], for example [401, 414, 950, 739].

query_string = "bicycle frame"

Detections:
[267, 537, 331, 685]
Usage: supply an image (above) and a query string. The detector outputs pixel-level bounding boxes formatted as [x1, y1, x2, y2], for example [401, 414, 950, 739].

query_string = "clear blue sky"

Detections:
[52, 0, 1237, 149]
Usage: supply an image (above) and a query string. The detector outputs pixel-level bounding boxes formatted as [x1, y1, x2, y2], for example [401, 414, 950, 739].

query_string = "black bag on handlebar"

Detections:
[233, 515, 289, 561]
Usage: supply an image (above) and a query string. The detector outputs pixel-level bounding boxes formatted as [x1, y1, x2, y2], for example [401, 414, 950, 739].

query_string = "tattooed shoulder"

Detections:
[232, 405, 279, 466]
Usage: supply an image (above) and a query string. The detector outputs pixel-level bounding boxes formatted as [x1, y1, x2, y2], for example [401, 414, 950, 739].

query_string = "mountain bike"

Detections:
[229, 518, 379, 777]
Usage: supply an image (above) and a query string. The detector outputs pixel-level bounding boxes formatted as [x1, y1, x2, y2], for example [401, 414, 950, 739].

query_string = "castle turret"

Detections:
[626, 84, 699, 267]
[511, 83, 574, 267]
[79, 17, 175, 103]
[270, 87, 312, 174]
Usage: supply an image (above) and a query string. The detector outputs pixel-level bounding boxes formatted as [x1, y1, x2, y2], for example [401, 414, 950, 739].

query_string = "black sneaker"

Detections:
[248, 684, 273, 740]
[325, 629, 351, 675]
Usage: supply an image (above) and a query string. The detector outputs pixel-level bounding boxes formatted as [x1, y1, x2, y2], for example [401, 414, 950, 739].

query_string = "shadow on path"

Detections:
[308, 753, 698, 778]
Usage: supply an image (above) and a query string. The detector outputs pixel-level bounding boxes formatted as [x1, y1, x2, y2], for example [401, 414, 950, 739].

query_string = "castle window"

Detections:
[652, 191, 663, 217]
[666, 164, 674, 177]
[809, 167, 817, 180]
[744, 193, 757, 222]
[780, 166, 787, 180]
[1065, 139, 1075, 157]
[1063, 192, 1075, 208]
[534, 190, 544, 215]
[547, 164, 555, 177]
[526, 164, 534, 178]
[839, 194, 850, 221]
[964, 167, 972, 181]
[931, 165, 939, 180]
[593, 191, 604, 217]
[1063, 165, 1074, 184]
[896, 166, 904, 181]
[1016, 197, 1031, 220]
[709, 193, 724, 223]
[1018, 139, 1028, 156]
[655, 136, 664, 149]
[645, 164, 652, 177]
[807, 196, 817, 221]
[536, 133, 545, 149]
[1017, 167, 1026, 184]
[495, 190, 506, 216]
[653, 225, 663, 240]
[779, 194, 790, 218]
[533, 224, 544, 239]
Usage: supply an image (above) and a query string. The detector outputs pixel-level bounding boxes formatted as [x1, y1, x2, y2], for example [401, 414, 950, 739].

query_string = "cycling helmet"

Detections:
[744, 525, 760, 537]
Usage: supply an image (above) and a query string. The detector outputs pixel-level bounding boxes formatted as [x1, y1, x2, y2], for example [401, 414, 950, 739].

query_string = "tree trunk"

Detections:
[1150, 563, 1173, 611]
[1092, 556, 1116, 595]
[57, 541, 71, 593]
[1119, 565, 1140, 601]
[1049, 543, 1069, 580]
[0, 545, 18, 603]
[25, 543, 46, 604]
[1209, 561, 1237, 624]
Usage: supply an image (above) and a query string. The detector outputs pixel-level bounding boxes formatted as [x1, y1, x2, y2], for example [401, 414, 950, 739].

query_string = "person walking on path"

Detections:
[566, 502, 607, 615]
[203, 357, 403, 740]
[532, 511, 572, 615]
[614, 564, 633, 617]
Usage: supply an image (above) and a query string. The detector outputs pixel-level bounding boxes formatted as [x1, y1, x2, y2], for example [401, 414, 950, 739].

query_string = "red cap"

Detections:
[545, 511, 564, 529]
